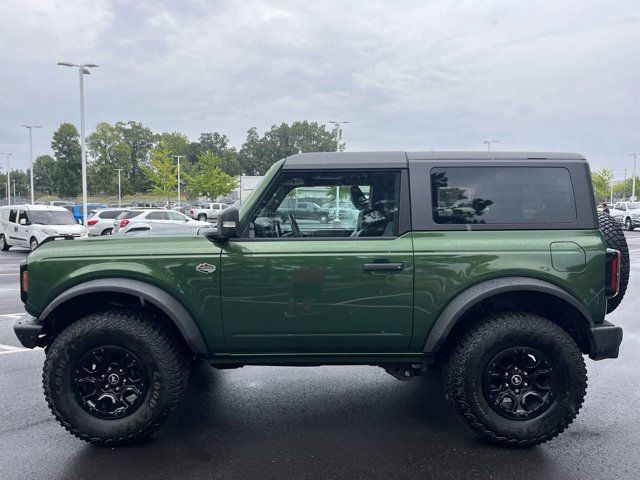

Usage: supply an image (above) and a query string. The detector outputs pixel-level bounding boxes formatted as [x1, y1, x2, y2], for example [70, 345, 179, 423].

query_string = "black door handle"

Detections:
[362, 262, 404, 272]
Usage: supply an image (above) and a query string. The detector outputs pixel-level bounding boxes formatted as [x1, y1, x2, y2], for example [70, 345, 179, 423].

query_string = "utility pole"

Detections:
[115, 168, 124, 207]
[483, 140, 499, 151]
[12, 180, 16, 204]
[172, 155, 185, 208]
[329, 121, 350, 224]
[21, 124, 42, 204]
[624, 169, 627, 200]
[630, 154, 639, 201]
[58, 62, 99, 224]
[1, 153, 13, 206]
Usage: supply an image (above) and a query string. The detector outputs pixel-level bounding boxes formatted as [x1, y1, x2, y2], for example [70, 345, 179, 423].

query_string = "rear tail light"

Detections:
[86, 218, 98, 226]
[119, 219, 130, 228]
[189, 209, 194, 215]
[605, 248, 621, 298]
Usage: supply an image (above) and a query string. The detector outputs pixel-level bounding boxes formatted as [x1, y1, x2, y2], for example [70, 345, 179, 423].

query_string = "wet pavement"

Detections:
[0, 238, 639, 480]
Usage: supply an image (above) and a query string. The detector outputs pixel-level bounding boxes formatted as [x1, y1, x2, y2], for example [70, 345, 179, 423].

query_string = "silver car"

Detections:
[113, 209, 213, 235]
[86, 208, 130, 236]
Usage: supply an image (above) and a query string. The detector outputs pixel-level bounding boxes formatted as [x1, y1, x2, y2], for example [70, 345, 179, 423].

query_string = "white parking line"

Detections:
[0, 313, 25, 320]
[0, 344, 37, 355]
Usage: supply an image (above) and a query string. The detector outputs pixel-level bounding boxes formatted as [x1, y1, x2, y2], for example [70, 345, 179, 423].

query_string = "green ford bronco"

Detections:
[14, 151, 626, 446]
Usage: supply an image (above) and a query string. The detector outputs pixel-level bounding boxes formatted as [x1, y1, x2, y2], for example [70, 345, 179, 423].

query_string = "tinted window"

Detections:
[431, 167, 576, 224]
[18, 210, 29, 224]
[99, 210, 126, 219]
[30, 210, 76, 225]
[122, 211, 144, 219]
[146, 211, 168, 220]
[250, 170, 400, 238]
[9, 209, 17, 223]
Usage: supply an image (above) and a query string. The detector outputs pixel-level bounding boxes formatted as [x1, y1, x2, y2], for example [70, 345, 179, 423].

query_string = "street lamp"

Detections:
[21, 124, 43, 205]
[483, 140, 499, 151]
[115, 168, 124, 207]
[0, 153, 13, 206]
[172, 155, 185, 208]
[57, 62, 99, 224]
[630, 154, 639, 201]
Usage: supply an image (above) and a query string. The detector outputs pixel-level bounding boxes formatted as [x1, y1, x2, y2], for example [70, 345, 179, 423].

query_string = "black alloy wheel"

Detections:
[625, 218, 634, 231]
[483, 347, 558, 420]
[73, 345, 148, 419]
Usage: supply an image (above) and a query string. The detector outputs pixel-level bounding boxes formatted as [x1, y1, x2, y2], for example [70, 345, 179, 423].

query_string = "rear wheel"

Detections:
[598, 211, 629, 313]
[0, 234, 9, 251]
[101, 228, 113, 236]
[43, 310, 190, 445]
[442, 312, 587, 447]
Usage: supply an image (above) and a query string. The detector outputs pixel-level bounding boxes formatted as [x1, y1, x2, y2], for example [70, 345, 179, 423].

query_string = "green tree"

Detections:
[155, 131, 190, 158]
[184, 151, 237, 200]
[142, 142, 177, 202]
[238, 121, 337, 175]
[8, 170, 29, 201]
[116, 121, 154, 193]
[188, 132, 241, 176]
[33, 154, 56, 196]
[51, 123, 81, 197]
[87, 122, 132, 195]
[592, 167, 614, 202]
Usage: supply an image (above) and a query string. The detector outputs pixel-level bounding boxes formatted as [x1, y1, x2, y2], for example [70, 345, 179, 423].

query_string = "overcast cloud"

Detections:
[0, 0, 638, 177]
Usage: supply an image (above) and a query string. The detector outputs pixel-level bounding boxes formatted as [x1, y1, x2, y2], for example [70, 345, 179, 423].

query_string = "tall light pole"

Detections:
[630, 154, 638, 201]
[1, 153, 13, 206]
[12, 179, 16, 204]
[483, 140, 499, 151]
[172, 155, 185, 208]
[329, 120, 350, 152]
[115, 168, 124, 207]
[21, 125, 42, 205]
[58, 62, 99, 224]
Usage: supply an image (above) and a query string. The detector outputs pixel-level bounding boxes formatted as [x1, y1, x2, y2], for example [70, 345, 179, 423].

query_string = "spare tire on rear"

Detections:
[598, 211, 629, 313]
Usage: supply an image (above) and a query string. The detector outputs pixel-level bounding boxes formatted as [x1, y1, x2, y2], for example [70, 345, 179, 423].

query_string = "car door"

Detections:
[144, 211, 170, 231]
[220, 168, 413, 353]
[15, 209, 30, 247]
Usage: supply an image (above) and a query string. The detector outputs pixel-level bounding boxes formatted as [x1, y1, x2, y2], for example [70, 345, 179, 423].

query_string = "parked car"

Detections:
[86, 208, 130, 236]
[609, 201, 640, 230]
[0, 204, 86, 251]
[188, 202, 229, 222]
[13, 151, 625, 447]
[64, 203, 108, 225]
[279, 199, 330, 223]
[49, 200, 75, 207]
[113, 208, 212, 235]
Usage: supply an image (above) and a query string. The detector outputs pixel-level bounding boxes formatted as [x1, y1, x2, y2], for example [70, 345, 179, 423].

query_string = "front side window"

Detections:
[249, 170, 401, 238]
[146, 211, 168, 220]
[168, 211, 187, 221]
[431, 167, 576, 224]
[18, 210, 29, 224]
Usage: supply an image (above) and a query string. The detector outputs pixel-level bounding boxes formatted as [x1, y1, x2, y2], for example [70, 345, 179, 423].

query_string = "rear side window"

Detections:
[99, 210, 125, 219]
[146, 211, 168, 220]
[122, 211, 144, 219]
[8, 209, 17, 223]
[431, 167, 576, 224]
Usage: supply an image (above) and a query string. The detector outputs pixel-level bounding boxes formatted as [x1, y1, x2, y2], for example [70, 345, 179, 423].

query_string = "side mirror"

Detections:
[207, 207, 239, 240]
[19, 218, 27, 225]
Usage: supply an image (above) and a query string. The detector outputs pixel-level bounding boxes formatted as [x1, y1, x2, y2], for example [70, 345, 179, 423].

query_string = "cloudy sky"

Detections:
[0, 0, 638, 178]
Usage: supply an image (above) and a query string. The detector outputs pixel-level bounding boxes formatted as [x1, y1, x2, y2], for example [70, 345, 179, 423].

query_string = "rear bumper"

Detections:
[13, 316, 43, 349]
[588, 321, 623, 360]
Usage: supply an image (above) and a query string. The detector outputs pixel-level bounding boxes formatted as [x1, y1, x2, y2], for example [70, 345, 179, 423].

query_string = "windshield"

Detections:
[628, 203, 640, 209]
[30, 210, 77, 225]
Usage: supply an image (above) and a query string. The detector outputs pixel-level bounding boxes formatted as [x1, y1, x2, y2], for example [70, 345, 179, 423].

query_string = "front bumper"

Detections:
[588, 321, 623, 360]
[13, 316, 43, 349]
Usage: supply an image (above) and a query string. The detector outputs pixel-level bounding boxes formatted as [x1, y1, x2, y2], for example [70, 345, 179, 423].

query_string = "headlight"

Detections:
[40, 227, 58, 235]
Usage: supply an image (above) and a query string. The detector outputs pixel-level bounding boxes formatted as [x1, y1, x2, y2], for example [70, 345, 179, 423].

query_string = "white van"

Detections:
[0, 205, 86, 251]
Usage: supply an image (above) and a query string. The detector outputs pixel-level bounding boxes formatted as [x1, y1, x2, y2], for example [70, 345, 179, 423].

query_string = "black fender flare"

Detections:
[38, 278, 208, 355]
[423, 277, 594, 355]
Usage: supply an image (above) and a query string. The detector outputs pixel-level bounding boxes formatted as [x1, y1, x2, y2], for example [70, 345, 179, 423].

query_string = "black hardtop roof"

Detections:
[282, 151, 587, 169]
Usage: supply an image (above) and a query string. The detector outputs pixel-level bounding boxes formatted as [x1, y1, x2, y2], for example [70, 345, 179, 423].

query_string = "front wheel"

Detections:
[43, 310, 189, 445]
[625, 218, 634, 231]
[30, 237, 39, 251]
[442, 312, 587, 447]
[0, 234, 9, 251]
[197, 214, 207, 222]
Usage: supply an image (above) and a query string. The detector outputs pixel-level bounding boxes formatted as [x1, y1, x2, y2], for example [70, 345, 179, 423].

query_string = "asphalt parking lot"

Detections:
[0, 238, 639, 480]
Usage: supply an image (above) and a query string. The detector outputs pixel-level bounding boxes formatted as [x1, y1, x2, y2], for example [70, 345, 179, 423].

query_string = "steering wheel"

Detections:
[288, 213, 302, 237]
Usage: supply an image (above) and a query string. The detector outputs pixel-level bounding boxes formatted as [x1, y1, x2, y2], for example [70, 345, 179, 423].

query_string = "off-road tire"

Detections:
[42, 310, 189, 445]
[0, 234, 9, 251]
[442, 312, 587, 447]
[598, 211, 629, 313]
